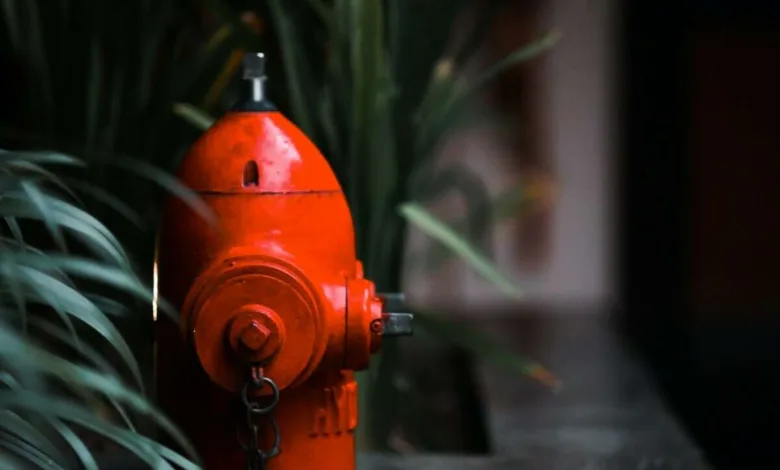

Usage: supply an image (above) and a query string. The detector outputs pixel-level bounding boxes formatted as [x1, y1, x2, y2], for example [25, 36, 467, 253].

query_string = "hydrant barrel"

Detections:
[155, 52, 411, 469]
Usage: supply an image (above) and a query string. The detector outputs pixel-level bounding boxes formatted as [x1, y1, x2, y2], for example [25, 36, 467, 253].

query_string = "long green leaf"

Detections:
[93, 156, 218, 230]
[3, 218, 24, 244]
[466, 29, 561, 97]
[306, 0, 332, 26]
[0, 195, 131, 267]
[0, 0, 23, 50]
[0, 222, 30, 333]
[63, 178, 146, 229]
[1, 242, 81, 347]
[0, 454, 26, 470]
[178, 24, 237, 110]
[415, 30, 560, 157]
[345, 0, 387, 259]
[84, 293, 129, 317]
[398, 202, 521, 298]
[29, 317, 136, 431]
[1, 237, 75, 285]
[411, 163, 492, 235]
[316, 86, 342, 166]
[19, 180, 68, 252]
[0, 326, 200, 467]
[268, 0, 317, 137]
[172, 103, 215, 131]
[0, 410, 68, 466]
[0, 393, 176, 470]
[7, 253, 175, 319]
[410, 183, 536, 275]
[15, 267, 144, 391]
[416, 30, 560, 127]
[202, 0, 264, 50]
[0, 372, 98, 470]
[366, 63, 398, 271]
[46, 196, 131, 266]
[3, 159, 84, 204]
[0, 429, 64, 470]
[49, 420, 98, 470]
[388, 0, 468, 117]
[452, 1, 502, 66]
[405, 164, 495, 273]
[414, 311, 560, 390]
[0, 150, 84, 167]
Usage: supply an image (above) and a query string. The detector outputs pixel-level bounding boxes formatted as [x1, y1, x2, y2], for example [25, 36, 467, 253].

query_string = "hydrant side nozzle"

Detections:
[381, 312, 414, 336]
[377, 292, 414, 336]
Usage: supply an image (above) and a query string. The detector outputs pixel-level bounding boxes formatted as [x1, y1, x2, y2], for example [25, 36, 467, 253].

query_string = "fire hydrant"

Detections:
[155, 52, 413, 470]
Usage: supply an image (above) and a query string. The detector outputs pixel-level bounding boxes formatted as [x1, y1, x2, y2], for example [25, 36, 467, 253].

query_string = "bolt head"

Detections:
[240, 321, 270, 351]
[227, 306, 286, 364]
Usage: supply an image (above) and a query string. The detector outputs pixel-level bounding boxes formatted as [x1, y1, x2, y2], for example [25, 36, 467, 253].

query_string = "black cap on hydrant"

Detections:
[232, 52, 277, 112]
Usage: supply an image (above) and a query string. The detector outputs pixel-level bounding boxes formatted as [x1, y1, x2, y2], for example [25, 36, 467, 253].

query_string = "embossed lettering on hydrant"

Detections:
[310, 381, 358, 436]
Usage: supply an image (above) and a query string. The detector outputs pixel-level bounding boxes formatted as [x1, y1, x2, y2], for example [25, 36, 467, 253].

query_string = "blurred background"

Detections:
[0, 0, 779, 469]
[621, 1, 780, 468]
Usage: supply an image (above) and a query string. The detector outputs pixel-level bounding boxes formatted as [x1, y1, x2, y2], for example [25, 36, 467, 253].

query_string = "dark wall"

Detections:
[618, 0, 692, 374]
[619, 1, 780, 469]
[690, 21, 780, 315]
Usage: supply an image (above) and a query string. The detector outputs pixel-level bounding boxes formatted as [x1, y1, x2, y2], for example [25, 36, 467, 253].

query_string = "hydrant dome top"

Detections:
[178, 110, 342, 194]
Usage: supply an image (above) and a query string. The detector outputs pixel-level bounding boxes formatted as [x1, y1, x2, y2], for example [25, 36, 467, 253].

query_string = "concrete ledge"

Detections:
[359, 453, 708, 469]
[358, 313, 713, 469]
[468, 313, 710, 468]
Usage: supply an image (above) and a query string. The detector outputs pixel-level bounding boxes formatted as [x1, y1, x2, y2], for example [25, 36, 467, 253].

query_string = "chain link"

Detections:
[237, 366, 281, 470]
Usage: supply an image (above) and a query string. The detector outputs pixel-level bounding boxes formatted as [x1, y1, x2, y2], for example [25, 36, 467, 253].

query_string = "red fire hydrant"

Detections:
[155, 53, 412, 470]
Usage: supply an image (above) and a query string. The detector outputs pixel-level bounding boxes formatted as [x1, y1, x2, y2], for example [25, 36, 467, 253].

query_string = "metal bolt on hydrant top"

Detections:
[155, 52, 413, 470]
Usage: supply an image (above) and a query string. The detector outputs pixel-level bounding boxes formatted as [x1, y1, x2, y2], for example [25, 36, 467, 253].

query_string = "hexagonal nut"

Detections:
[227, 305, 285, 363]
[238, 321, 270, 352]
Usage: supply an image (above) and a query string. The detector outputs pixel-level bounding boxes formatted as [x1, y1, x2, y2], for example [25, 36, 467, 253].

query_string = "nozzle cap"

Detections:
[382, 312, 414, 336]
[377, 293, 414, 336]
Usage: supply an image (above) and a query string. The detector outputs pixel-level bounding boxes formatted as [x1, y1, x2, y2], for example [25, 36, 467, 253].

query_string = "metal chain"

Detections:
[237, 365, 281, 470]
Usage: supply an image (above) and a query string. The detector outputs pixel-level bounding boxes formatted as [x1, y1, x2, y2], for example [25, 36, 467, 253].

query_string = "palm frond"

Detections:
[0, 149, 201, 469]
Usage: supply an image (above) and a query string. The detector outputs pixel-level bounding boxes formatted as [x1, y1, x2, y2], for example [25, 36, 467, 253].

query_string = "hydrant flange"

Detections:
[182, 253, 326, 394]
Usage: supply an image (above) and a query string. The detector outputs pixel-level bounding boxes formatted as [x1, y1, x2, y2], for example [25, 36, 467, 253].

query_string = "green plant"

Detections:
[0, 0, 562, 460]
[0, 0, 247, 467]
[0, 149, 205, 469]
[177, 0, 561, 450]
[0, 0, 234, 240]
